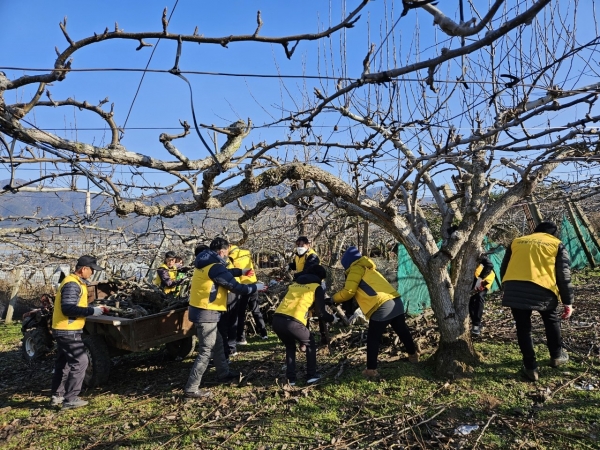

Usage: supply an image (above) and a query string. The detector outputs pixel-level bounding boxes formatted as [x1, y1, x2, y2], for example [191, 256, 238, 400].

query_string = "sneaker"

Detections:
[288, 380, 296, 387]
[229, 351, 238, 357]
[306, 374, 321, 384]
[50, 395, 64, 407]
[550, 349, 569, 367]
[218, 371, 240, 382]
[521, 365, 539, 382]
[362, 368, 379, 378]
[236, 339, 248, 345]
[261, 335, 269, 340]
[62, 397, 88, 409]
[408, 352, 420, 363]
[184, 390, 212, 399]
[471, 325, 481, 336]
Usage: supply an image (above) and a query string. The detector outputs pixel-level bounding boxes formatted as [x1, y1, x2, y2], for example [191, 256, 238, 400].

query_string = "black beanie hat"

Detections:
[534, 221, 558, 236]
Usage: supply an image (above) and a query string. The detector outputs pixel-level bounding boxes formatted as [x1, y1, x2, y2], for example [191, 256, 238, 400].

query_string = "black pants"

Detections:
[469, 289, 488, 326]
[272, 315, 316, 382]
[218, 293, 240, 358]
[51, 334, 88, 401]
[236, 291, 267, 340]
[367, 314, 416, 370]
[511, 308, 563, 370]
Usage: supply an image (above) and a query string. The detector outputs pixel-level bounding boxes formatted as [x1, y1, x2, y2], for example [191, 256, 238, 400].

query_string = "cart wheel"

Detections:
[166, 336, 197, 359]
[83, 335, 111, 387]
[21, 328, 53, 362]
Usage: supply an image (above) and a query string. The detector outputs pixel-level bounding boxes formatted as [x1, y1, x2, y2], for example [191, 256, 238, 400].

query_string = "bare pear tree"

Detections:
[2, 0, 600, 375]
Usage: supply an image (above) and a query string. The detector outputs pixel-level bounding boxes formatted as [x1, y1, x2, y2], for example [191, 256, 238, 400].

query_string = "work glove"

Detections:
[561, 304, 574, 319]
[92, 307, 106, 316]
[255, 282, 267, 292]
[474, 278, 485, 291]
[242, 268, 255, 277]
[331, 315, 340, 325]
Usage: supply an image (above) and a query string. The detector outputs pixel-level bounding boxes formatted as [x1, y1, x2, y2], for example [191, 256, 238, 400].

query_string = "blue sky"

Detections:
[1, 1, 598, 196]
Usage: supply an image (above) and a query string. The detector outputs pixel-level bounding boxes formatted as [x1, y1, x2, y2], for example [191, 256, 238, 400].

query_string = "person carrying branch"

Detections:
[184, 238, 265, 399]
[50, 255, 107, 409]
[469, 253, 496, 336]
[500, 221, 574, 381]
[273, 264, 338, 386]
[332, 247, 419, 378]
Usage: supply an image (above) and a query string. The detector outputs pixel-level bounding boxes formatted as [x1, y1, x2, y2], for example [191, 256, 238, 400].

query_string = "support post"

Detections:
[566, 201, 596, 268]
[5, 268, 24, 324]
[573, 202, 600, 253]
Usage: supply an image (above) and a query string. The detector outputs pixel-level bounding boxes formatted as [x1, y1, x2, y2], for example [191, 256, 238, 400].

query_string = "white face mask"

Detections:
[296, 247, 308, 255]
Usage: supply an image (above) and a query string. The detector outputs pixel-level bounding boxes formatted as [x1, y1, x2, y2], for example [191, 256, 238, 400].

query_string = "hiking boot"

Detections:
[471, 325, 481, 336]
[306, 374, 321, 384]
[62, 397, 88, 409]
[236, 338, 248, 345]
[408, 352, 420, 363]
[184, 390, 212, 399]
[550, 349, 569, 367]
[522, 366, 539, 382]
[218, 371, 240, 383]
[50, 395, 64, 407]
[362, 368, 379, 378]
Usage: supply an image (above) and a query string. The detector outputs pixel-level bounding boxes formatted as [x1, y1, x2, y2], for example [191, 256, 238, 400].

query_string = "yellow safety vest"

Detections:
[294, 248, 318, 273]
[333, 257, 399, 319]
[52, 274, 88, 331]
[475, 264, 496, 287]
[229, 246, 257, 284]
[502, 232, 561, 299]
[275, 282, 320, 326]
[153, 263, 179, 294]
[189, 263, 228, 311]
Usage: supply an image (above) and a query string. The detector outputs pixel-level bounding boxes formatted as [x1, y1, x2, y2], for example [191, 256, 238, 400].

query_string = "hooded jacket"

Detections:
[333, 255, 401, 319]
[275, 273, 334, 326]
[188, 250, 256, 322]
[500, 232, 573, 310]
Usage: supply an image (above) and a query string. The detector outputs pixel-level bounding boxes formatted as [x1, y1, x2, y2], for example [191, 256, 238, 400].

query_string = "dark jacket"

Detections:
[274, 273, 335, 325]
[288, 251, 320, 273]
[500, 234, 573, 310]
[188, 250, 252, 323]
[54, 279, 94, 336]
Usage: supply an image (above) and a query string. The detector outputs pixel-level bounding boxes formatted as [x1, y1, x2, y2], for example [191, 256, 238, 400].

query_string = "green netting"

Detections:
[397, 240, 505, 314]
[573, 214, 600, 265]
[560, 215, 589, 270]
[483, 239, 505, 292]
[397, 215, 597, 314]
[396, 244, 431, 315]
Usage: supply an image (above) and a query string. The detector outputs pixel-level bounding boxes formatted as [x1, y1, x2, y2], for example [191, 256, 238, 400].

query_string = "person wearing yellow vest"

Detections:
[273, 265, 338, 386]
[469, 254, 496, 336]
[500, 221, 574, 382]
[50, 255, 106, 409]
[153, 251, 183, 295]
[184, 238, 266, 399]
[332, 247, 419, 378]
[229, 245, 268, 347]
[287, 236, 320, 274]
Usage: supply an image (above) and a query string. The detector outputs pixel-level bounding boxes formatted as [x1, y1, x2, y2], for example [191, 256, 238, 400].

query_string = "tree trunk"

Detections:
[425, 262, 480, 377]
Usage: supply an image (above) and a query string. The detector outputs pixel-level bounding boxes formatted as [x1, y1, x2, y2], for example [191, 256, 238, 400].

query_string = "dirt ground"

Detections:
[0, 271, 599, 449]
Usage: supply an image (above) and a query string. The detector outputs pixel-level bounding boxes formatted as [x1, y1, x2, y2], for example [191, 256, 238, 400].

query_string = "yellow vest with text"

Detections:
[502, 232, 561, 298]
[474, 264, 496, 287]
[229, 246, 257, 284]
[294, 248, 318, 273]
[275, 282, 320, 326]
[52, 275, 88, 331]
[189, 263, 228, 311]
[153, 263, 178, 294]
